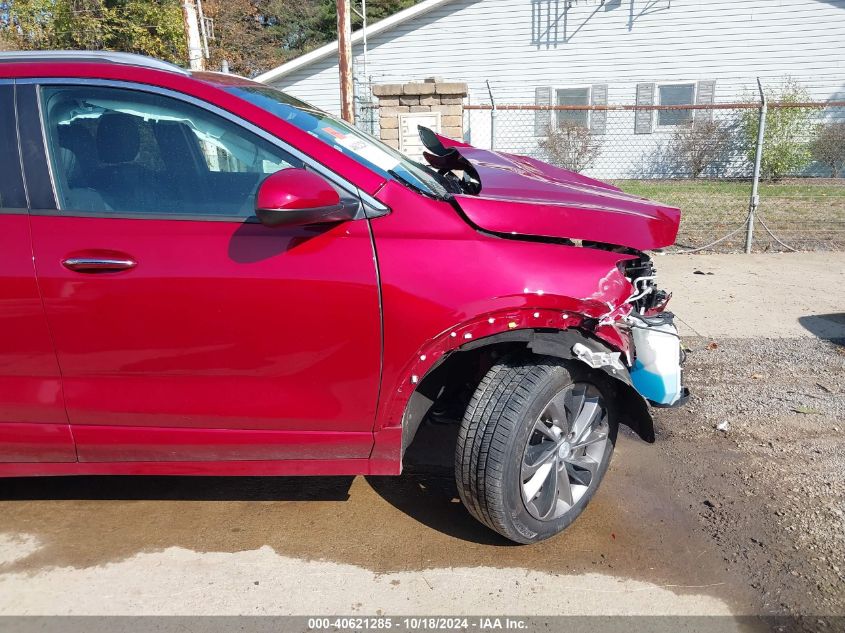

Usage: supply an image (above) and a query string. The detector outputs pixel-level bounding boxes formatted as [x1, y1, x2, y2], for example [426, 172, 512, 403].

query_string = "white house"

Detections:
[257, 0, 845, 178]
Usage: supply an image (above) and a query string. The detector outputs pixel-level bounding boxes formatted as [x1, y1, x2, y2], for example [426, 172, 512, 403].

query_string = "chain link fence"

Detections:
[464, 88, 845, 253]
[354, 73, 379, 139]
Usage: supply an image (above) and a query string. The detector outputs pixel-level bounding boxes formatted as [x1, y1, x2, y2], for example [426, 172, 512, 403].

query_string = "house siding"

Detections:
[271, 0, 845, 106]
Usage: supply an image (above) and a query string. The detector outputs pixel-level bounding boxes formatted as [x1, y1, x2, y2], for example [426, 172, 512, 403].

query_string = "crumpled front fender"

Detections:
[382, 305, 652, 435]
[382, 323, 655, 469]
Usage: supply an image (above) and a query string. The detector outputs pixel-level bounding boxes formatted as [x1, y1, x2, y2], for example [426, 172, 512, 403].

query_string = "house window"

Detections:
[555, 87, 590, 129]
[658, 83, 696, 126]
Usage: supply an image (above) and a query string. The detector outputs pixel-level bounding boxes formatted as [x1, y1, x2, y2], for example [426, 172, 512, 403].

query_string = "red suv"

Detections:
[0, 52, 686, 543]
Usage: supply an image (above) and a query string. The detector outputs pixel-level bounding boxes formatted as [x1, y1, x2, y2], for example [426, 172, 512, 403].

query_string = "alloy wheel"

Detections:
[520, 382, 610, 521]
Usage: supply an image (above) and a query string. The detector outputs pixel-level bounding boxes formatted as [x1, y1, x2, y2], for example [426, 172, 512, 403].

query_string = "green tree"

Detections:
[204, 0, 279, 77]
[741, 78, 817, 181]
[2, 1, 419, 75]
[1, 0, 58, 50]
[1, 1, 185, 63]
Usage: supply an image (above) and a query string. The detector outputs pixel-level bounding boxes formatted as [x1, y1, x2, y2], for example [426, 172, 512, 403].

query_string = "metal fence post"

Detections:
[486, 80, 496, 151]
[746, 77, 768, 254]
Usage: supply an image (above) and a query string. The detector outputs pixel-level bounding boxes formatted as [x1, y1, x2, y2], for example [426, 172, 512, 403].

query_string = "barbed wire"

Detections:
[670, 216, 752, 254]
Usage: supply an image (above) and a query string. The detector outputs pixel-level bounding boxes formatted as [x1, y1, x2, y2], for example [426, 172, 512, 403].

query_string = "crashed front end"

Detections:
[555, 248, 688, 410]
[422, 130, 689, 409]
[616, 253, 689, 408]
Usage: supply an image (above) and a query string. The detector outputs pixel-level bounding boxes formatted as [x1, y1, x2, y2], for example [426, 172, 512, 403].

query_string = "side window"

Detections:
[658, 84, 696, 127]
[40, 85, 302, 217]
[0, 84, 26, 209]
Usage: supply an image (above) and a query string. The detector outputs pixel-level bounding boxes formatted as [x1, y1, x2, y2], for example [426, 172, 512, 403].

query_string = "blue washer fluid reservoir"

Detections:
[629, 312, 683, 406]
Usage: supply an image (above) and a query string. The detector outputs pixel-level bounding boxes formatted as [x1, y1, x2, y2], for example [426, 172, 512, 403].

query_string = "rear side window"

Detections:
[40, 85, 302, 217]
[0, 84, 26, 209]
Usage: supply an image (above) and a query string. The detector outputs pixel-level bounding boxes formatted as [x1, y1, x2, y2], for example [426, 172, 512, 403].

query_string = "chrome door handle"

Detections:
[62, 257, 137, 272]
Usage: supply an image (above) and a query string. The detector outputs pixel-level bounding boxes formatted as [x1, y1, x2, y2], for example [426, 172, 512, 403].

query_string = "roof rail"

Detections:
[0, 50, 190, 76]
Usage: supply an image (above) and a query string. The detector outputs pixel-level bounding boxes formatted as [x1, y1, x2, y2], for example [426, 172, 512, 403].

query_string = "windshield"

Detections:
[225, 85, 449, 198]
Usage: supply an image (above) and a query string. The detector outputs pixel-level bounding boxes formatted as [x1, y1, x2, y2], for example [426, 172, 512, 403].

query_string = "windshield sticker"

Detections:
[333, 134, 400, 172]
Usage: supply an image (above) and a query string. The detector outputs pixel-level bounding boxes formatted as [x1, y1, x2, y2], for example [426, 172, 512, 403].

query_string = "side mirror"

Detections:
[255, 168, 355, 228]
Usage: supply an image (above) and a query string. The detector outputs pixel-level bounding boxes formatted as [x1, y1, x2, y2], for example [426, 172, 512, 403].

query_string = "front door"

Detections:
[26, 82, 381, 463]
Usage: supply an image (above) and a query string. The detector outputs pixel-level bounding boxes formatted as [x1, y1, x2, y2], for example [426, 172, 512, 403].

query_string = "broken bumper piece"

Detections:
[628, 312, 689, 407]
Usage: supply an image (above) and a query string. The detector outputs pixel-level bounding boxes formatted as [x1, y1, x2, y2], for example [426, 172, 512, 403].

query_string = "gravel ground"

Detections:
[654, 336, 845, 621]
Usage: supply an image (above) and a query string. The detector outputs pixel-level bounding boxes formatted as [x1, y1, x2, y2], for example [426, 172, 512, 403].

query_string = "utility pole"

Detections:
[336, 0, 355, 123]
[181, 0, 205, 71]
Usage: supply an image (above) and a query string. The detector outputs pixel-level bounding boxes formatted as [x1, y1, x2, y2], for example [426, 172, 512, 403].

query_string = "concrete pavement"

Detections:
[658, 252, 845, 339]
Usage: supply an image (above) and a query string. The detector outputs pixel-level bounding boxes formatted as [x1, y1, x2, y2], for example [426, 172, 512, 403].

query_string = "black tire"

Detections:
[455, 354, 619, 544]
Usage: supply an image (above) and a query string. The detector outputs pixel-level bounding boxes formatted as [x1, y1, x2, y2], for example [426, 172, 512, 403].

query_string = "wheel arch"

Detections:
[399, 326, 655, 461]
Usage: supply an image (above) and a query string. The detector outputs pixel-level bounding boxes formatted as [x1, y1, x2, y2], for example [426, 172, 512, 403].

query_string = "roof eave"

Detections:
[255, 0, 457, 84]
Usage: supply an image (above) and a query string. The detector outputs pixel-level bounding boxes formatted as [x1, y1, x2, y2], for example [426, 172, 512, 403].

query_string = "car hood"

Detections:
[428, 136, 681, 251]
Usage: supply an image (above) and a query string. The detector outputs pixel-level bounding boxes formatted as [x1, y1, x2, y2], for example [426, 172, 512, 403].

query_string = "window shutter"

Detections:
[590, 84, 608, 135]
[535, 87, 552, 136]
[634, 82, 655, 134]
[695, 80, 716, 123]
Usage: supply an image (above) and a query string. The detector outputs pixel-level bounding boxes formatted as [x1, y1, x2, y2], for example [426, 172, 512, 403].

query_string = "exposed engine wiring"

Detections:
[625, 275, 657, 304]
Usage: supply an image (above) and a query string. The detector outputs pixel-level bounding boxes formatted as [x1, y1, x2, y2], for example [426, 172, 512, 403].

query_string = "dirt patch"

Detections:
[655, 337, 845, 618]
[0, 438, 753, 613]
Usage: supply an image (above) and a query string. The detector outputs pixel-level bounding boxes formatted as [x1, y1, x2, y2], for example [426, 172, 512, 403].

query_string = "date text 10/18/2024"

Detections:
[308, 617, 529, 630]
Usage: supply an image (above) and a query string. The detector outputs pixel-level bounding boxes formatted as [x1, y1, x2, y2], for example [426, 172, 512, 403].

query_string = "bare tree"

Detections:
[669, 119, 732, 178]
[810, 120, 845, 177]
[538, 121, 603, 173]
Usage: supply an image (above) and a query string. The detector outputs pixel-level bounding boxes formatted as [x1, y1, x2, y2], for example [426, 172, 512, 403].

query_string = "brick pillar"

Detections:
[372, 78, 468, 154]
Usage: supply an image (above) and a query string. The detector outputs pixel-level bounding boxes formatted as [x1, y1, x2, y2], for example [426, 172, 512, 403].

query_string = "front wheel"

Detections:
[455, 355, 618, 544]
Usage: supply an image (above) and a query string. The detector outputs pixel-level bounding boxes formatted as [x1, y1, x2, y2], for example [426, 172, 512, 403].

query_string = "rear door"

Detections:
[0, 80, 75, 463]
[23, 80, 382, 464]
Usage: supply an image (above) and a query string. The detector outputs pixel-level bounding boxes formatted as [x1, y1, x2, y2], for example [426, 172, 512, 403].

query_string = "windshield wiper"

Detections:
[388, 169, 449, 200]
